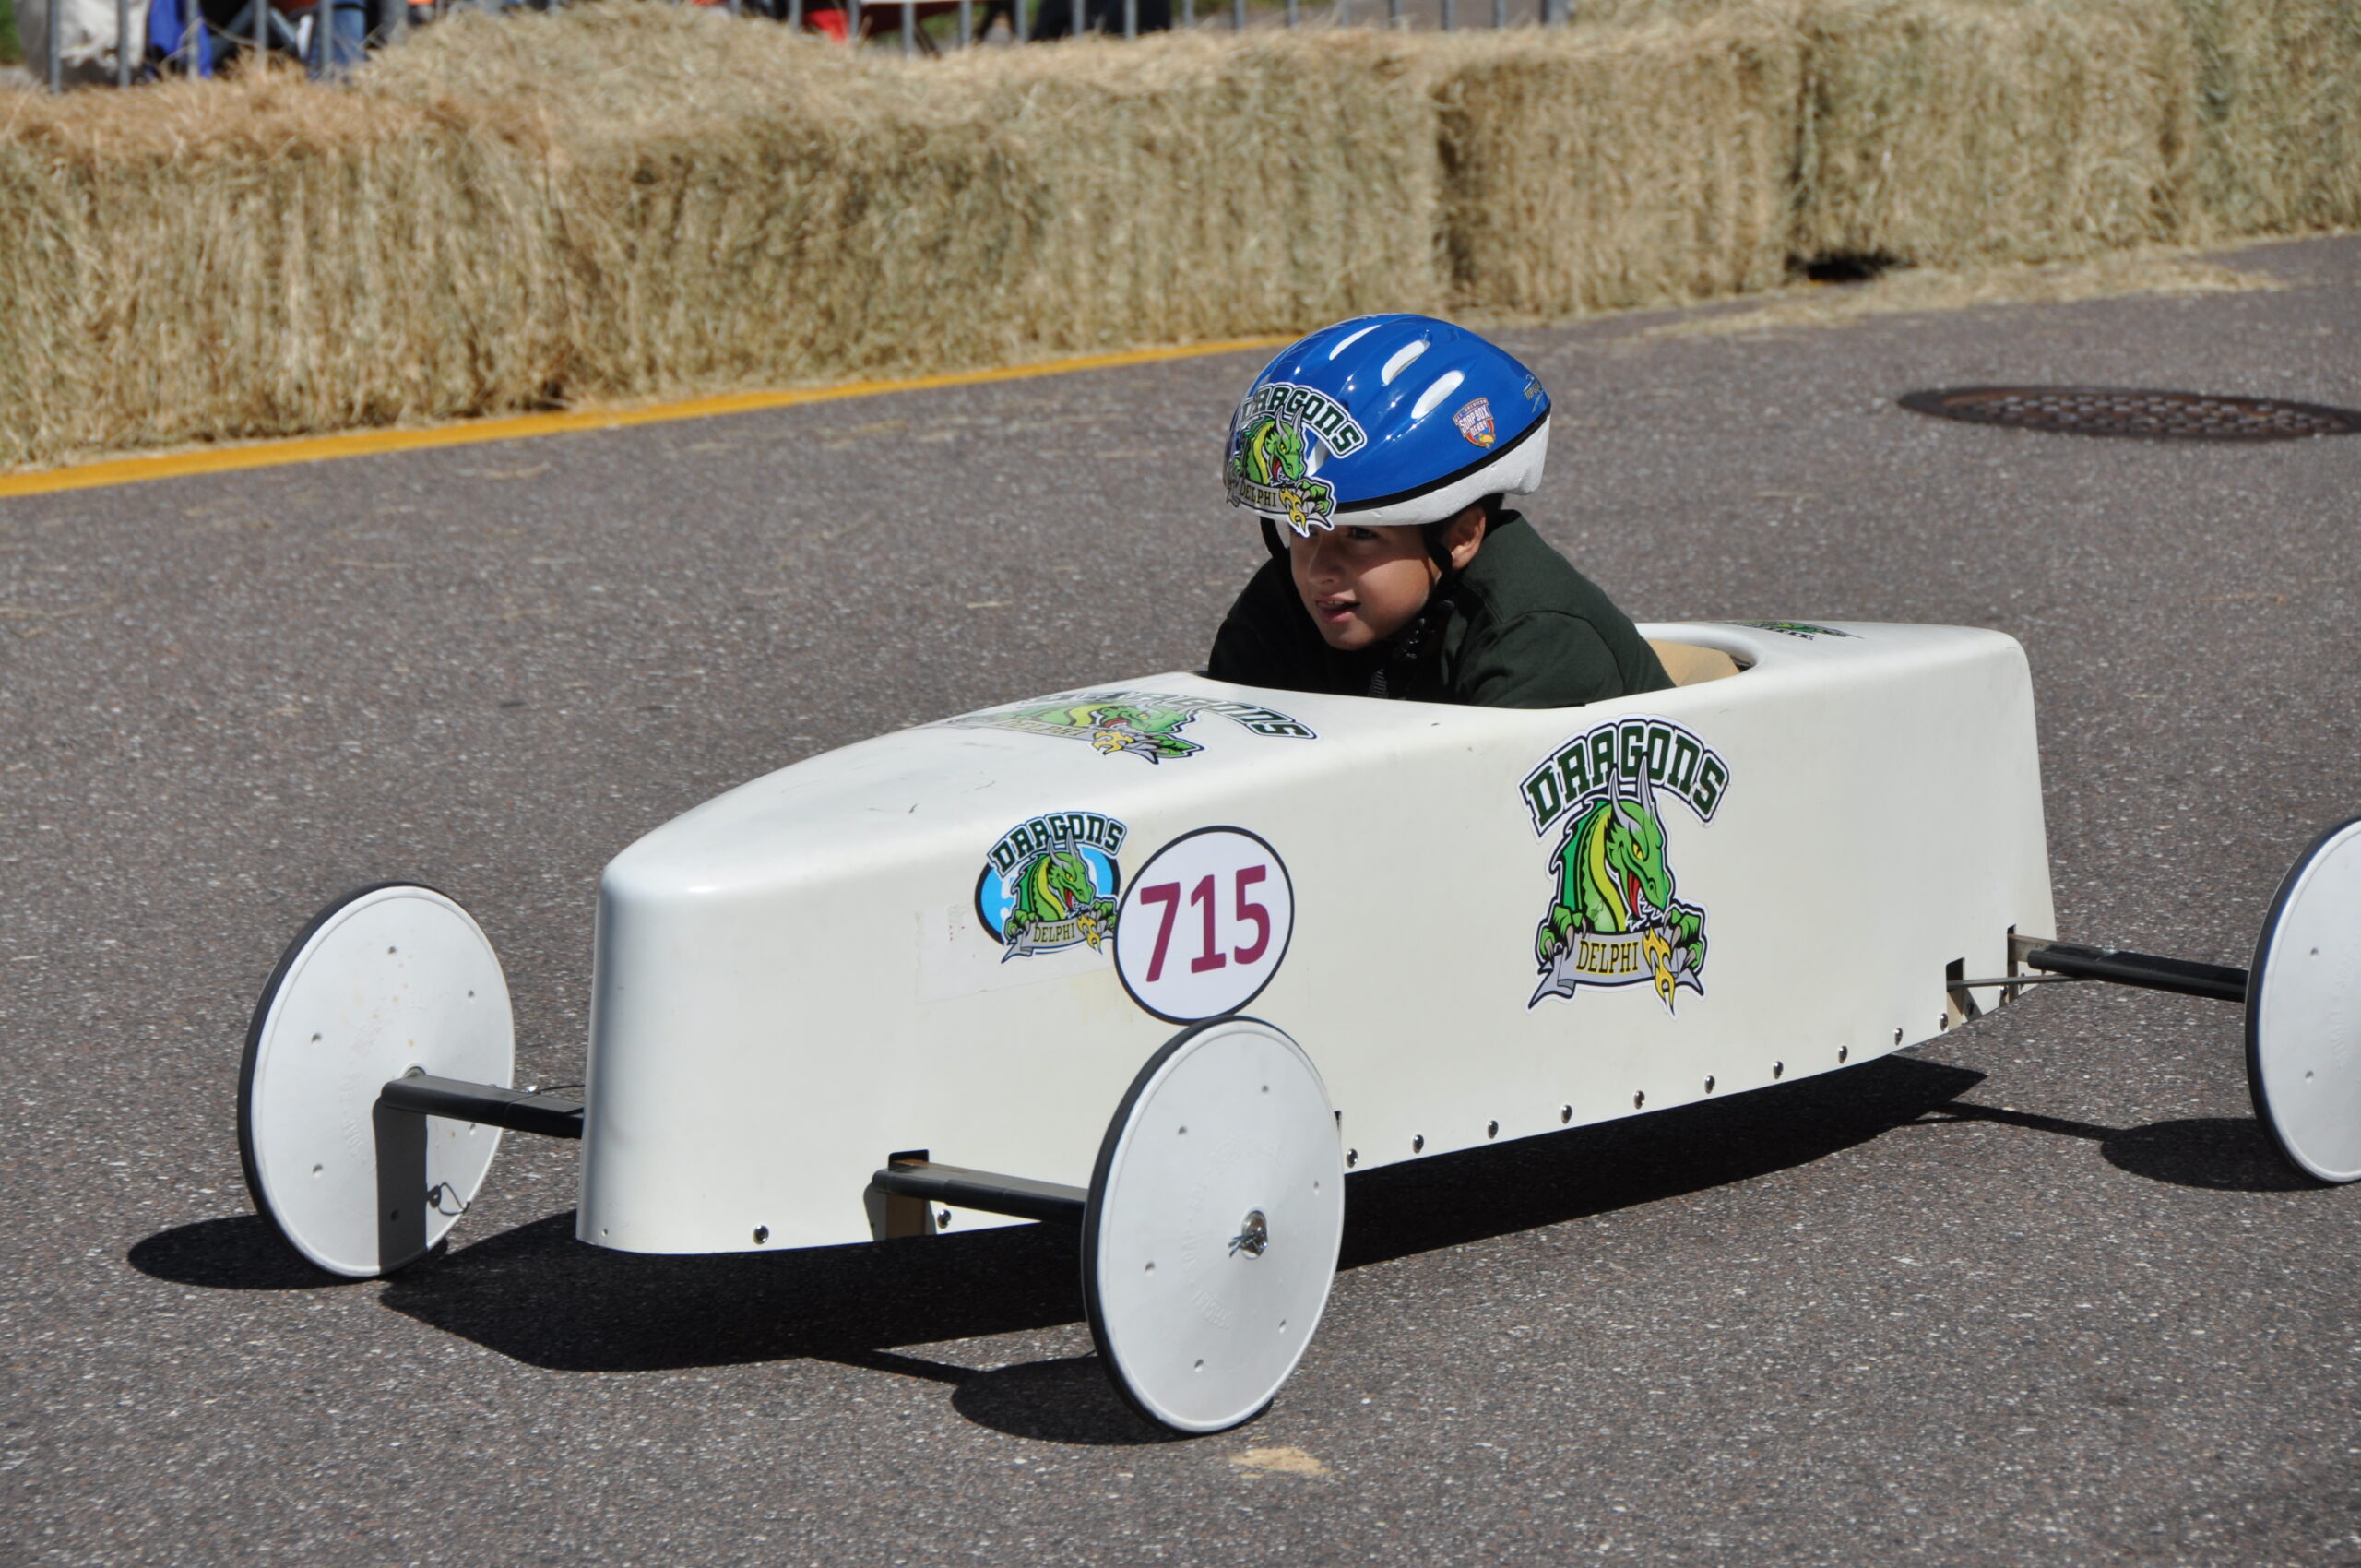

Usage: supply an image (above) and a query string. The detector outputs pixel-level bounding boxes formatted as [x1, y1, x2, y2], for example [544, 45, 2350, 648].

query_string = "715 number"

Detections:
[1136, 867, 1271, 981]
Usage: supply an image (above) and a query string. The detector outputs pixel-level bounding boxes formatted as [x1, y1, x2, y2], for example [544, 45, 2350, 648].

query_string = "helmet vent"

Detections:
[1380, 340, 1429, 386]
[1328, 322, 1382, 360]
[1411, 370, 1465, 422]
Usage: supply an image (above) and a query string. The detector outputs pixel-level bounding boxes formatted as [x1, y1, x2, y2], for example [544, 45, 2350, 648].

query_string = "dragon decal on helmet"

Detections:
[1228, 410, 1335, 535]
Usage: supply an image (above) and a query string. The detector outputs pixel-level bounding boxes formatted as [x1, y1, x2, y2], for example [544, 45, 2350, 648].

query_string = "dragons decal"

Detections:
[976, 811, 1128, 961]
[1227, 410, 1337, 536]
[1525, 719, 1721, 1011]
[1733, 620, 1856, 641]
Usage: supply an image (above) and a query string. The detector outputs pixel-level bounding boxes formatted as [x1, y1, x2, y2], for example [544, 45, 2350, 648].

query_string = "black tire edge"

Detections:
[2244, 818, 2361, 1186]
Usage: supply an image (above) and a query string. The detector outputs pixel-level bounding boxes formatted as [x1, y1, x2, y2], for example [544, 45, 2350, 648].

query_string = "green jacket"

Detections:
[1205, 514, 1671, 708]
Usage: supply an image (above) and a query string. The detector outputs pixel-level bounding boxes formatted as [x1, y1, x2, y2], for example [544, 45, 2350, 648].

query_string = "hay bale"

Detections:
[2179, 0, 2361, 235]
[925, 31, 1446, 355]
[1794, 0, 2196, 267]
[364, 7, 1053, 398]
[1435, 11, 1808, 316]
[0, 73, 573, 469]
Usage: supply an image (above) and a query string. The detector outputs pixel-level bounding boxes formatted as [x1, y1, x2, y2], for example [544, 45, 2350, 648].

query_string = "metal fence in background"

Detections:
[831, 0, 1572, 51]
[38, 0, 1572, 88]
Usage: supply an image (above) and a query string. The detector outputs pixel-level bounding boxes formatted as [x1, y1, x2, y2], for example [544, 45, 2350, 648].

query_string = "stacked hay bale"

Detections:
[0, 0, 2353, 472]
[1434, 11, 1806, 316]
[920, 32, 1447, 356]
[364, 9, 1054, 398]
[362, 15, 1446, 388]
[1793, 0, 2197, 266]
[0, 14, 1452, 468]
[2178, 0, 2361, 236]
[0, 77, 570, 467]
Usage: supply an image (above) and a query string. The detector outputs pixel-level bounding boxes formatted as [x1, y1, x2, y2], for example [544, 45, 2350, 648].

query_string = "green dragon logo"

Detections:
[977, 811, 1126, 960]
[1523, 719, 1726, 1011]
[1051, 701, 1201, 763]
[941, 690, 1316, 761]
[1228, 411, 1337, 536]
[1225, 381, 1368, 537]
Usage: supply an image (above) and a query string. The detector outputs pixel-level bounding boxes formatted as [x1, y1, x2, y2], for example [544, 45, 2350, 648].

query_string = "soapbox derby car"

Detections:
[238, 619, 2361, 1433]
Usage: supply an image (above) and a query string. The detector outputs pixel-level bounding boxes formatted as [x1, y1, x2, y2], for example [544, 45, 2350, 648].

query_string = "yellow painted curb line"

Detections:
[0, 336, 1291, 501]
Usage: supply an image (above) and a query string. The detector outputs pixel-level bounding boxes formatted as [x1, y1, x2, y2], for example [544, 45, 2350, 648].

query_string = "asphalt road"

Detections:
[4, 235, 2357, 1566]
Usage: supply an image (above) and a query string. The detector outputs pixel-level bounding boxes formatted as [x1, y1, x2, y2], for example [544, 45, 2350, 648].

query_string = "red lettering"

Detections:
[1233, 866, 1270, 964]
[1189, 874, 1228, 974]
[1140, 882, 1181, 981]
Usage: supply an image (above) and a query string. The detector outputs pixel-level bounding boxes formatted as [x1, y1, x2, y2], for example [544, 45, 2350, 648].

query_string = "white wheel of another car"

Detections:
[1083, 1016, 1345, 1434]
[2248, 819, 2361, 1183]
[239, 884, 514, 1277]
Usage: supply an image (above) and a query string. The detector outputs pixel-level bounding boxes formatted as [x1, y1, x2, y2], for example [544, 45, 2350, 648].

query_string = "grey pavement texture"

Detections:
[3, 234, 2358, 1566]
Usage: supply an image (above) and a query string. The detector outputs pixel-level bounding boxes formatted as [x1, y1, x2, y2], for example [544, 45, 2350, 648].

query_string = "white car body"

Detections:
[576, 621, 2053, 1255]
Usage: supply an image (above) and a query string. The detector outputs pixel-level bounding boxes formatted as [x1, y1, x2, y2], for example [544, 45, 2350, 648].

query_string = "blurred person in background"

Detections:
[1028, 0, 1167, 39]
[283, 0, 369, 78]
[183, 0, 372, 77]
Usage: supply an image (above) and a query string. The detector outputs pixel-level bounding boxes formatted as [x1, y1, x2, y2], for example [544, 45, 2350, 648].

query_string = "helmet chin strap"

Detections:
[1419, 519, 1455, 572]
[1260, 517, 1287, 559]
[1371, 501, 1499, 693]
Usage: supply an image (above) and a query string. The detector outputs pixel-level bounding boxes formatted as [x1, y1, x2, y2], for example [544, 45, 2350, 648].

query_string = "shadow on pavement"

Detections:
[1917, 1103, 2315, 1192]
[383, 1214, 1088, 1372]
[139, 1055, 2305, 1442]
[2102, 1117, 2316, 1192]
[948, 1357, 1185, 1446]
[372, 1057, 1988, 1381]
[128, 1215, 350, 1291]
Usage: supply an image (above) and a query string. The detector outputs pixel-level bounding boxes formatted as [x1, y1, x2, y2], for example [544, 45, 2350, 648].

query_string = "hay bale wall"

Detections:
[1, 0, 2355, 473]
[362, 16, 1446, 386]
[0, 13, 1453, 469]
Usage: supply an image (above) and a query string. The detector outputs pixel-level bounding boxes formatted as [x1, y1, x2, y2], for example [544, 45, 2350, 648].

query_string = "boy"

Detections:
[1208, 315, 1669, 708]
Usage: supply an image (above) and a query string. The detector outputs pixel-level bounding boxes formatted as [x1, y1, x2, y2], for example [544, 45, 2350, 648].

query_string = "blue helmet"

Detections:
[1225, 315, 1551, 536]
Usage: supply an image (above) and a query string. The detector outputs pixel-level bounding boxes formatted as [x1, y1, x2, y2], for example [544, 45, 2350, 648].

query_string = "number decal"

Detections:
[1233, 866, 1270, 965]
[1114, 827, 1294, 1023]
[1188, 875, 1228, 974]
[1137, 883, 1182, 983]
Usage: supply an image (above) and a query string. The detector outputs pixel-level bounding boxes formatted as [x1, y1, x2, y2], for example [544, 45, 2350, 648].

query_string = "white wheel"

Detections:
[238, 884, 514, 1277]
[2248, 819, 2361, 1183]
[1083, 1016, 1345, 1434]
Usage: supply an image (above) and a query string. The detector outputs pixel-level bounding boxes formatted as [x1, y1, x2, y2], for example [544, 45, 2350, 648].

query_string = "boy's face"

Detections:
[1287, 509, 1485, 653]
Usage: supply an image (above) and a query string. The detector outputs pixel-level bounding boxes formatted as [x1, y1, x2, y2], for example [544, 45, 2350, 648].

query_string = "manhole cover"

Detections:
[1898, 386, 2361, 442]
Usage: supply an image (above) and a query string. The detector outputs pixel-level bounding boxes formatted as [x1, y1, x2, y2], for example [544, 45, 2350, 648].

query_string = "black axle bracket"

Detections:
[869, 1157, 1086, 1228]
[2017, 940, 2248, 1005]
[377, 1073, 586, 1139]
